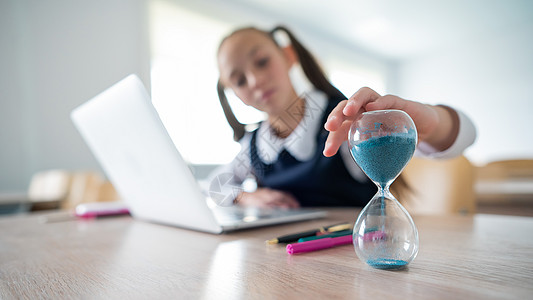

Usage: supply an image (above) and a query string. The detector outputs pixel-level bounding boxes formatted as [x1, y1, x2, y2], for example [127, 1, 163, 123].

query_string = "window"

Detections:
[149, 0, 387, 166]
[328, 60, 387, 97]
[149, 1, 241, 164]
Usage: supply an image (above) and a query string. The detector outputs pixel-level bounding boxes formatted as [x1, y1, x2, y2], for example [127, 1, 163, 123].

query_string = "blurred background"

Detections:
[1, 0, 532, 213]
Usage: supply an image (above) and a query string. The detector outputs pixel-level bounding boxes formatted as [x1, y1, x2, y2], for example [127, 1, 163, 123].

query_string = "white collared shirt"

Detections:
[255, 89, 326, 163]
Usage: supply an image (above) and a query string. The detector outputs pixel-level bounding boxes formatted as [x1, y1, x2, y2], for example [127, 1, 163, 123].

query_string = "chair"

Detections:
[474, 159, 533, 204]
[476, 159, 533, 179]
[97, 180, 121, 202]
[398, 155, 476, 215]
[61, 171, 105, 209]
[25, 170, 121, 211]
[61, 171, 121, 209]
[27, 169, 71, 210]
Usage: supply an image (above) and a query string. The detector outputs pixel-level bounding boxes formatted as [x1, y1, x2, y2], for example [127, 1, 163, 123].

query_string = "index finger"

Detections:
[343, 87, 381, 116]
[323, 87, 381, 157]
[324, 87, 380, 131]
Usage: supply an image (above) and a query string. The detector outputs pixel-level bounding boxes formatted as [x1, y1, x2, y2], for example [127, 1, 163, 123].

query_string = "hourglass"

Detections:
[349, 109, 419, 269]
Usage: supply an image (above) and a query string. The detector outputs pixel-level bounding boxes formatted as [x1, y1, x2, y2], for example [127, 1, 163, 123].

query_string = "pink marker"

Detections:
[75, 201, 130, 218]
[363, 230, 386, 241]
[286, 234, 352, 255]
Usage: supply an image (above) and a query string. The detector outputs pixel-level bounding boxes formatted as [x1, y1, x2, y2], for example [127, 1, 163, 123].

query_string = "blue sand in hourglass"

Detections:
[351, 129, 417, 269]
[351, 129, 417, 186]
[367, 258, 409, 269]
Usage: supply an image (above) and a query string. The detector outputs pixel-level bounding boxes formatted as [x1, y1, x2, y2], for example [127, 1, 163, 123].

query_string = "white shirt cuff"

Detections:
[416, 109, 477, 159]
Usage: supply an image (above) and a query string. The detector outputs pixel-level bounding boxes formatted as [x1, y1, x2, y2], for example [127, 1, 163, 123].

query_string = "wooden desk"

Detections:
[1, 208, 532, 299]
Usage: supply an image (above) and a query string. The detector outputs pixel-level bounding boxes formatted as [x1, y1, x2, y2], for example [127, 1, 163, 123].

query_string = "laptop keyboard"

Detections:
[211, 206, 299, 224]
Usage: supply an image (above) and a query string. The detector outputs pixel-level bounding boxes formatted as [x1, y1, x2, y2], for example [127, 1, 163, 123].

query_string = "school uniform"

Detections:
[208, 90, 476, 207]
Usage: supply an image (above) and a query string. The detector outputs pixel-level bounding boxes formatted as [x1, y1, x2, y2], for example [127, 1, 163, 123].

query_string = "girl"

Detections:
[209, 25, 476, 208]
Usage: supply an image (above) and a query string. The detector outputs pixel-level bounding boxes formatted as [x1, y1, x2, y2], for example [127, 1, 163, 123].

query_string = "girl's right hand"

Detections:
[323, 87, 458, 157]
[236, 188, 301, 209]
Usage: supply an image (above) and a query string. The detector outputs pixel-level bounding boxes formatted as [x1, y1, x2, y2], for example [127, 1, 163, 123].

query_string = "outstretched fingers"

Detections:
[323, 100, 348, 132]
[323, 116, 358, 157]
[365, 94, 408, 111]
[342, 87, 381, 116]
[323, 87, 381, 157]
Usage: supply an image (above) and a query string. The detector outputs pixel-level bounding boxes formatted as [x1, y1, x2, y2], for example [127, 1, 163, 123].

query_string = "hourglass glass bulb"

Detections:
[349, 110, 419, 269]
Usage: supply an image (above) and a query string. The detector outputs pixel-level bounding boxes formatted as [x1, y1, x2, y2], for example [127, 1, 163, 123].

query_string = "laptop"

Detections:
[70, 74, 326, 234]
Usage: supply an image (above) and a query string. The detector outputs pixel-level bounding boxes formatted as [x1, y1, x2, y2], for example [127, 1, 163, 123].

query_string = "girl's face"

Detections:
[218, 29, 297, 116]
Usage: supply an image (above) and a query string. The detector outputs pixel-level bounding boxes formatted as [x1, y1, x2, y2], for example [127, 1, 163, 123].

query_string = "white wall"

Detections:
[165, 0, 391, 88]
[395, 18, 533, 165]
[0, 0, 151, 192]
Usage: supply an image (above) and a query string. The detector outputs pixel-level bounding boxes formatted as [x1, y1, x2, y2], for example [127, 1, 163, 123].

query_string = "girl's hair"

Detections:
[217, 25, 344, 142]
[216, 25, 412, 201]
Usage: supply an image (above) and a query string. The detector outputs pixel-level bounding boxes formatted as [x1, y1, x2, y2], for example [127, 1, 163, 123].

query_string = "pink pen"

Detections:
[286, 234, 352, 255]
[75, 201, 130, 218]
[363, 230, 386, 241]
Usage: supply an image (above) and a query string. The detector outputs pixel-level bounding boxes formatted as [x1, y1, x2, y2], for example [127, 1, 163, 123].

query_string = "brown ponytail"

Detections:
[217, 80, 246, 141]
[269, 26, 345, 100]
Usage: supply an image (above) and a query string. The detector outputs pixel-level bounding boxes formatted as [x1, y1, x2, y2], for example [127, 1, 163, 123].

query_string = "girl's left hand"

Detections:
[322, 87, 457, 157]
